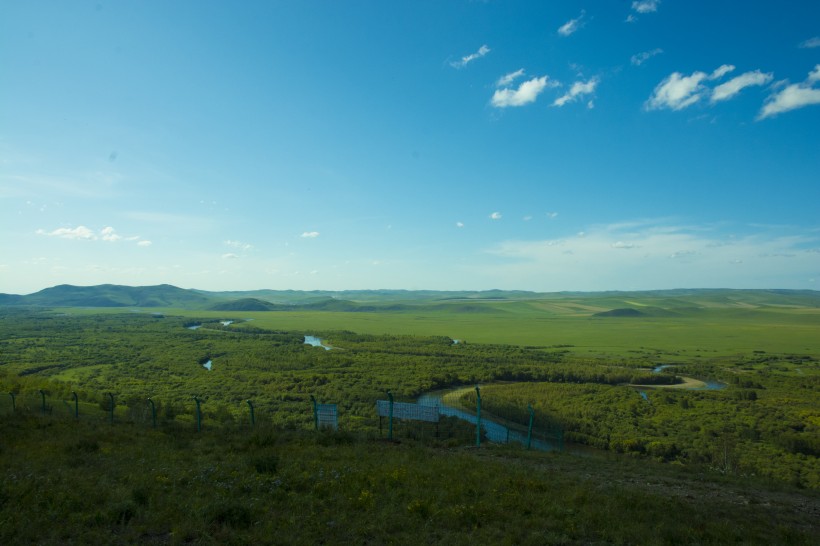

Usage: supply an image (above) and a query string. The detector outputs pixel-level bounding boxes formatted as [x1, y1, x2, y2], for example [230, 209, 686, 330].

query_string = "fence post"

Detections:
[475, 385, 481, 448]
[387, 390, 394, 440]
[147, 398, 157, 429]
[193, 396, 202, 432]
[8, 392, 15, 412]
[527, 404, 534, 450]
[310, 395, 318, 430]
[39, 390, 46, 416]
[246, 400, 255, 427]
[72, 392, 79, 419]
[108, 393, 115, 424]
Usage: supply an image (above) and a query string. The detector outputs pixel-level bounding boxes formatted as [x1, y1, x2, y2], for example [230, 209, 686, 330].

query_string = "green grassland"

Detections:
[1, 289, 818, 542]
[90, 291, 820, 358]
[1, 415, 817, 545]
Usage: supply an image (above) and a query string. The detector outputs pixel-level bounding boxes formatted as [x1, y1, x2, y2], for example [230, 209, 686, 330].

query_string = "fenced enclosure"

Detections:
[0, 386, 563, 452]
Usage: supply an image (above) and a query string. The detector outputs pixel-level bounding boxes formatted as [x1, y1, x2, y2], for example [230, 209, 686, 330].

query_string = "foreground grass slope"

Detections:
[1, 413, 817, 545]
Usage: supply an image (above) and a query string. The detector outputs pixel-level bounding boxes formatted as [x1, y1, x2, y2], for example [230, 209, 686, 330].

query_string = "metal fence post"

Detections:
[475, 385, 481, 447]
[527, 404, 534, 450]
[246, 400, 255, 427]
[108, 393, 115, 424]
[193, 396, 202, 432]
[310, 395, 318, 430]
[147, 398, 157, 428]
[387, 390, 394, 440]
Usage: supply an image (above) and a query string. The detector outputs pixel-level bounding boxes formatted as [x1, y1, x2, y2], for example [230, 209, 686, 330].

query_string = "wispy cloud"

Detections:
[456, 222, 465, 228]
[645, 71, 709, 110]
[558, 10, 586, 37]
[100, 226, 121, 242]
[450, 44, 490, 68]
[37, 225, 149, 245]
[758, 65, 820, 119]
[631, 48, 663, 66]
[225, 239, 253, 251]
[37, 226, 96, 240]
[632, 0, 660, 14]
[711, 70, 773, 103]
[553, 77, 599, 107]
[489, 212, 502, 220]
[709, 64, 735, 80]
[645, 65, 734, 111]
[496, 69, 525, 88]
[484, 221, 820, 290]
[137, 240, 152, 247]
[301, 231, 320, 238]
[491, 76, 550, 108]
[799, 36, 820, 49]
[222, 253, 239, 260]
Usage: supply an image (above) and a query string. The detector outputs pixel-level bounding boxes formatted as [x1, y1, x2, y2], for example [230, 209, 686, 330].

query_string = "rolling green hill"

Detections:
[3, 284, 820, 313]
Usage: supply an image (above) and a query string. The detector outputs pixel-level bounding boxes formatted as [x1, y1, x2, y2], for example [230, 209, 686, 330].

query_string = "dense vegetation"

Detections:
[0, 309, 674, 430]
[1, 292, 818, 542]
[1, 414, 817, 545]
[460, 375, 819, 487]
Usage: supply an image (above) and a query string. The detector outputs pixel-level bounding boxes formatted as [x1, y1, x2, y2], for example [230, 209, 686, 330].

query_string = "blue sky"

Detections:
[2, 1, 819, 294]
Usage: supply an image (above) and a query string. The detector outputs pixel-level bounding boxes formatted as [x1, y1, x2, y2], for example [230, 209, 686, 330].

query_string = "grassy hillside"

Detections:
[1, 290, 818, 541]
[1, 413, 817, 545]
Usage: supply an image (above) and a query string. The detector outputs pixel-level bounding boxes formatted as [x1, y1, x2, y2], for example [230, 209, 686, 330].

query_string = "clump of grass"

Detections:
[68, 437, 100, 453]
[250, 452, 279, 474]
[203, 501, 254, 529]
[109, 501, 137, 525]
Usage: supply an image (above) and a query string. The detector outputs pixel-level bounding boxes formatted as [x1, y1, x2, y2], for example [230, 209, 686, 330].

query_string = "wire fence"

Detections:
[0, 387, 563, 452]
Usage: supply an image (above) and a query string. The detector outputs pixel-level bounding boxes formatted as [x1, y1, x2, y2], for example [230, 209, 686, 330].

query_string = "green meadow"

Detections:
[1, 289, 818, 543]
[103, 291, 820, 357]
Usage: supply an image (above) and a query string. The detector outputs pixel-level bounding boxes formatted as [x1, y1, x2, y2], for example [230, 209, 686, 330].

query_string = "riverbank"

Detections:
[629, 375, 707, 389]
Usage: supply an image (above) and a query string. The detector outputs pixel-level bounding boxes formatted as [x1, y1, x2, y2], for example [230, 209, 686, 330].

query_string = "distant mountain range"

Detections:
[1, 284, 819, 312]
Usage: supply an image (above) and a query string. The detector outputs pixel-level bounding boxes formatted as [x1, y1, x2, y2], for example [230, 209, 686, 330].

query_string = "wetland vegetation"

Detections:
[1, 286, 818, 543]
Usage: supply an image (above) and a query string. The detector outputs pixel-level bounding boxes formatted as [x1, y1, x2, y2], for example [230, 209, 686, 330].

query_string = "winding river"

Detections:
[304, 335, 332, 350]
[416, 371, 727, 453]
[416, 387, 562, 452]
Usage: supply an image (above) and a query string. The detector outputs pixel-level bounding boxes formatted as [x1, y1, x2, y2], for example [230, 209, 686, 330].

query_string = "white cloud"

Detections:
[489, 212, 502, 220]
[222, 253, 239, 260]
[491, 76, 550, 108]
[625, 14, 638, 23]
[632, 1, 660, 14]
[630, 48, 663, 66]
[547, 212, 559, 219]
[558, 11, 586, 37]
[612, 241, 636, 249]
[759, 65, 820, 119]
[799, 36, 820, 49]
[137, 240, 152, 247]
[100, 226, 121, 242]
[450, 44, 490, 68]
[553, 77, 599, 107]
[711, 70, 773, 103]
[456, 222, 464, 228]
[301, 231, 320, 238]
[709, 64, 735, 80]
[225, 239, 252, 250]
[645, 70, 711, 110]
[36, 225, 152, 245]
[37, 226, 96, 240]
[496, 69, 525, 88]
